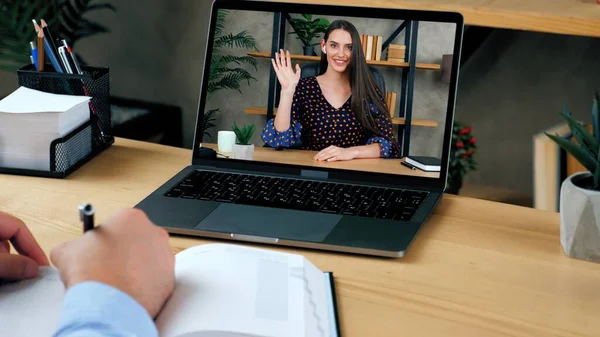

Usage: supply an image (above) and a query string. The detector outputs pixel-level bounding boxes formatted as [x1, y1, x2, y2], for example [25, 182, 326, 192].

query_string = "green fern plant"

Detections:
[201, 9, 259, 139]
[232, 122, 255, 145]
[546, 92, 600, 190]
[0, 0, 115, 71]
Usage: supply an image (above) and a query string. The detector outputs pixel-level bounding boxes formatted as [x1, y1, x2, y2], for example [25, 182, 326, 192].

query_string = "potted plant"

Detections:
[288, 14, 330, 56]
[545, 92, 600, 263]
[231, 122, 255, 160]
[446, 121, 477, 194]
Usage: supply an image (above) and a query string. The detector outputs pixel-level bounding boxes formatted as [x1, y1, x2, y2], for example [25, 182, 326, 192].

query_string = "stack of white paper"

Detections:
[0, 87, 92, 171]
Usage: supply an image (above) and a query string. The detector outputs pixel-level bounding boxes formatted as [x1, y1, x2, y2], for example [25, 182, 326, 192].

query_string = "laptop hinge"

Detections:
[301, 169, 328, 179]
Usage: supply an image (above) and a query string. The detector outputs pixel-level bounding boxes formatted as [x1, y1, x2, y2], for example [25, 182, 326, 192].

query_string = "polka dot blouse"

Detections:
[261, 76, 399, 158]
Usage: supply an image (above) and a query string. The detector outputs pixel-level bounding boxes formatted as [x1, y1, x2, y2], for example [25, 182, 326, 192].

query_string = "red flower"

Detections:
[469, 137, 476, 145]
[458, 126, 472, 135]
[462, 149, 473, 158]
[456, 141, 464, 148]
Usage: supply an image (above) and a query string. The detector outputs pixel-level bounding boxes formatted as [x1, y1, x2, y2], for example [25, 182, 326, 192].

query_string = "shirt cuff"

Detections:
[367, 137, 397, 158]
[53, 281, 158, 337]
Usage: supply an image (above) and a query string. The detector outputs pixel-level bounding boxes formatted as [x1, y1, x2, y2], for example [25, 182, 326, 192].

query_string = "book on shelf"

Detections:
[0, 86, 91, 171]
[0, 243, 341, 337]
[359, 34, 384, 61]
[532, 123, 588, 211]
[385, 91, 397, 117]
[405, 156, 441, 172]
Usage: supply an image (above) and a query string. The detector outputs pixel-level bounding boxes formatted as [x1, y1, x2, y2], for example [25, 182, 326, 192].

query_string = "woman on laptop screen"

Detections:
[260, 20, 399, 162]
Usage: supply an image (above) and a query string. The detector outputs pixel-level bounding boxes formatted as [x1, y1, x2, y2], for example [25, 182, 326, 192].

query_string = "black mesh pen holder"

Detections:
[0, 121, 93, 178]
[17, 64, 114, 153]
[0, 64, 116, 178]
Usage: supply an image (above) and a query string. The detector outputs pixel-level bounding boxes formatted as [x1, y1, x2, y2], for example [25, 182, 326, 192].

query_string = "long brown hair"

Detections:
[318, 20, 392, 139]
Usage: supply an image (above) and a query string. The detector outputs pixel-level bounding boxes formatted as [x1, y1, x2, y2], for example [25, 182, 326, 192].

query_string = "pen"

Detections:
[79, 203, 95, 233]
[401, 161, 417, 170]
[58, 46, 74, 74]
[63, 40, 83, 75]
[29, 41, 38, 69]
[61, 39, 105, 136]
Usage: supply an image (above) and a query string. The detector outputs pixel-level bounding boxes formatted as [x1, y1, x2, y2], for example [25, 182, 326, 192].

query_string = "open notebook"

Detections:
[0, 243, 341, 337]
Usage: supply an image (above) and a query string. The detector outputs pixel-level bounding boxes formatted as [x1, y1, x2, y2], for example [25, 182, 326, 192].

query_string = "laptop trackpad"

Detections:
[194, 204, 340, 243]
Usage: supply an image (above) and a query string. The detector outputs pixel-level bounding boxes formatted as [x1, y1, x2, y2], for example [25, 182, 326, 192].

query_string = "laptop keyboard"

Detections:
[164, 170, 428, 221]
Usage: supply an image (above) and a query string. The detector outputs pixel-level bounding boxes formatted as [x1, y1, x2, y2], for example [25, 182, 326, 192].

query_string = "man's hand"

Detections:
[0, 211, 50, 280]
[50, 208, 175, 318]
[314, 146, 358, 162]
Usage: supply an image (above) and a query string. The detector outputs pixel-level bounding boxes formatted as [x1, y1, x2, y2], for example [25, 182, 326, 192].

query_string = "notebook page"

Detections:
[156, 244, 306, 337]
[300, 259, 331, 337]
[0, 266, 64, 337]
[0, 87, 90, 114]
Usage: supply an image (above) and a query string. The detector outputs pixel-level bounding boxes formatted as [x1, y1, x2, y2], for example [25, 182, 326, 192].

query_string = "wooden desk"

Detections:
[202, 143, 439, 178]
[1, 138, 598, 336]
[266, 0, 600, 38]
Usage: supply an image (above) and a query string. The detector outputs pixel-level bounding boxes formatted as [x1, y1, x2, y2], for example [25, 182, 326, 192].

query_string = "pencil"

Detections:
[32, 19, 40, 33]
[37, 29, 45, 71]
[40, 19, 59, 55]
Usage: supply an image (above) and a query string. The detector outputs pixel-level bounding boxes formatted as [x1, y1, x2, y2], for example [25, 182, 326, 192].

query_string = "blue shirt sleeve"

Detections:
[261, 80, 305, 148]
[53, 281, 158, 337]
[366, 101, 400, 158]
[261, 118, 302, 148]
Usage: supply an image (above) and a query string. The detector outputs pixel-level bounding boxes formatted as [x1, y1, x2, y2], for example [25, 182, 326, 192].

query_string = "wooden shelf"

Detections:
[244, 106, 439, 127]
[260, 0, 600, 39]
[248, 52, 441, 70]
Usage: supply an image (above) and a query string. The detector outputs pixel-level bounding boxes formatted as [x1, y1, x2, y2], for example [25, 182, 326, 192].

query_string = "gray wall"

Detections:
[457, 29, 600, 194]
[208, 10, 454, 156]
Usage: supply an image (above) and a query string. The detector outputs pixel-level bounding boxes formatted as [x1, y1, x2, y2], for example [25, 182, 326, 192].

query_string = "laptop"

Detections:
[135, 0, 464, 257]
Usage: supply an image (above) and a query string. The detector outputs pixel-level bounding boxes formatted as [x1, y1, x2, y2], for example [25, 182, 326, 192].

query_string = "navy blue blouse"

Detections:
[261, 76, 399, 158]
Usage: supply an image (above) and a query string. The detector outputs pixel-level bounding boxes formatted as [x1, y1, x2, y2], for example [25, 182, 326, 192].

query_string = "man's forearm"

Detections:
[53, 282, 158, 337]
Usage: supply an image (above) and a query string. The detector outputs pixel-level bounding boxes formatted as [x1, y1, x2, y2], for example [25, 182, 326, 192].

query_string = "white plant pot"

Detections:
[231, 143, 254, 160]
[559, 172, 600, 263]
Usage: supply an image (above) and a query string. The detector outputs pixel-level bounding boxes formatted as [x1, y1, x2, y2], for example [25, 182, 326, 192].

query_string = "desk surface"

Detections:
[1, 138, 599, 337]
[203, 143, 439, 178]
[267, 0, 600, 38]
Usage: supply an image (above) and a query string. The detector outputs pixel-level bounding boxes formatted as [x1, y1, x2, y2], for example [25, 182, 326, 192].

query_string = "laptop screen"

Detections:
[195, 1, 462, 184]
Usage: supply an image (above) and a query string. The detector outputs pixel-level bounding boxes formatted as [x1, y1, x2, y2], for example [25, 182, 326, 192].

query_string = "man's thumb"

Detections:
[0, 254, 38, 280]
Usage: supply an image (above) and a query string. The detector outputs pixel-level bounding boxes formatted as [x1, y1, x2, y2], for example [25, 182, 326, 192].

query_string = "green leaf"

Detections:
[560, 111, 599, 158]
[87, 3, 117, 12]
[546, 132, 596, 173]
[594, 146, 600, 190]
[593, 92, 600, 144]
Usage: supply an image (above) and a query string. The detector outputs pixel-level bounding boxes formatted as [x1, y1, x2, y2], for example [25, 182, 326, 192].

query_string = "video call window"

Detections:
[203, 9, 457, 179]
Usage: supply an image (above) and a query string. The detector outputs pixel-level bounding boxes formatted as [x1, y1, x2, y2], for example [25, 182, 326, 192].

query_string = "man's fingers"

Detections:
[0, 241, 9, 253]
[271, 58, 279, 72]
[286, 50, 291, 68]
[327, 156, 340, 162]
[0, 254, 38, 280]
[0, 212, 49, 266]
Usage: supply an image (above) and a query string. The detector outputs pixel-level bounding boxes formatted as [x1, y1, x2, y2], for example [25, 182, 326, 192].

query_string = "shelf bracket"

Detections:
[381, 21, 407, 53]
